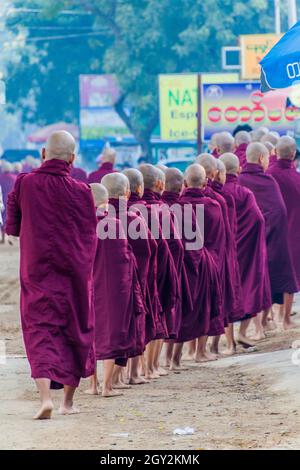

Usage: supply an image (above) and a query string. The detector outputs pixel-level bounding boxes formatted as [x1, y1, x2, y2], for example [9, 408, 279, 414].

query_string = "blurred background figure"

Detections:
[0, 161, 16, 243]
[88, 147, 117, 184]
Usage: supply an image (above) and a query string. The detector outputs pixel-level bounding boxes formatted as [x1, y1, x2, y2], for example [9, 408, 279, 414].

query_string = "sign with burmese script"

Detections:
[201, 82, 300, 141]
[159, 73, 239, 141]
[240, 34, 282, 80]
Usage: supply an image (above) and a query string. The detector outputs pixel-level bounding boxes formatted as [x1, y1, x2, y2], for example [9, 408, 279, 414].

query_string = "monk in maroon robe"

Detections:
[239, 143, 298, 333]
[212, 159, 244, 354]
[162, 168, 221, 367]
[234, 131, 251, 168]
[220, 152, 272, 347]
[267, 137, 300, 327]
[180, 164, 224, 362]
[0, 162, 16, 243]
[139, 164, 179, 377]
[88, 148, 116, 183]
[197, 154, 243, 355]
[6, 131, 97, 419]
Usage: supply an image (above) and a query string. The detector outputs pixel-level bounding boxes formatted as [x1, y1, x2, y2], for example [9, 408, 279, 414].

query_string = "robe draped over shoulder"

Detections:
[6, 159, 97, 388]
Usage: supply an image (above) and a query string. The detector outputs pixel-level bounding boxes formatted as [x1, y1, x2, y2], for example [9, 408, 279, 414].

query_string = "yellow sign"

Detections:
[159, 73, 239, 141]
[240, 34, 282, 80]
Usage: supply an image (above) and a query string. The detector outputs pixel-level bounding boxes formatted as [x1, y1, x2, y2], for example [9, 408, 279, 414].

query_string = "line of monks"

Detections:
[4, 128, 300, 420]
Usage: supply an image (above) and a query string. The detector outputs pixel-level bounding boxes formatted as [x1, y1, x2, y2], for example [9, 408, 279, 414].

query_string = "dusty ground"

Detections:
[1, 243, 300, 450]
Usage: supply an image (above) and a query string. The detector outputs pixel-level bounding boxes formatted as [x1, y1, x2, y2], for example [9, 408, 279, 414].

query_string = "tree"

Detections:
[4, 0, 289, 158]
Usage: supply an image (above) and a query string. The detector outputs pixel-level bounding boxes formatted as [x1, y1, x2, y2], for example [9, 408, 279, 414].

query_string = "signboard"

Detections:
[159, 73, 239, 141]
[201, 82, 300, 141]
[79, 74, 131, 145]
[240, 34, 282, 80]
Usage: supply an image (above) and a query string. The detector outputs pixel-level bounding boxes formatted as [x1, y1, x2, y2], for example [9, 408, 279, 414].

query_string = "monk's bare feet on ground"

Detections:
[84, 386, 99, 395]
[237, 334, 256, 348]
[169, 361, 189, 371]
[221, 347, 236, 357]
[33, 400, 54, 420]
[129, 376, 150, 385]
[263, 320, 277, 332]
[113, 383, 132, 389]
[59, 403, 80, 415]
[195, 351, 217, 363]
[250, 332, 266, 341]
[145, 370, 160, 380]
[181, 352, 195, 361]
[157, 366, 168, 376]
[283, 320, 298, 330]
[102, 389, 123, 398]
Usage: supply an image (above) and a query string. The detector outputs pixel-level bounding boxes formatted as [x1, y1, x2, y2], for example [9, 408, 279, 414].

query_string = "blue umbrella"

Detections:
[260, 21, 300, 92]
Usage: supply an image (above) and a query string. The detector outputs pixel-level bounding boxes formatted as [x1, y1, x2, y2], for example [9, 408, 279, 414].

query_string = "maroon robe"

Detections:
[239, 163, 298, 301]
[70, 166, 88, 183]
[6, 159, 97, 388]
[268, 154, 278, 168]
[235, 143, 248, 168]
[94, 213, 146, 360]
[212, 180, 244, 322]
[212, 148, 219, 158]
[88, 162, 116, 184]
[0, 172, 16, 226]
[223, 174, 272, 316]
[162, 190, 222, 341]
[179, 187, 224, 336]
[141, 189, 180, 339]
[268, 159, 300, 287]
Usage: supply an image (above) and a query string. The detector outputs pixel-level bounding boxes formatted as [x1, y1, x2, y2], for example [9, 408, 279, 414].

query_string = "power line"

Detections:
[25, 31, 106, 42]
[7, 8, 92, 16]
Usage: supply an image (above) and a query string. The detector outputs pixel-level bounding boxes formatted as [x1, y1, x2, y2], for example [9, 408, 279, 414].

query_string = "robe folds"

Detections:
[141, 189, 180, 339]
[94, 213, 147, 361]
[212, 180, 244, 322]
[70, 166, 88, 183]
[6, 159, 97, 388]
[235, 143, 248, 168]
[179, 188, 223, 338]
[239, 163, 298, 301]
[223, 173, 272, 316]
[87, 162, 116, 184]
[0, 172, 16, 226]
[108, 197, 155, 349]
[268, 159, 300, 287]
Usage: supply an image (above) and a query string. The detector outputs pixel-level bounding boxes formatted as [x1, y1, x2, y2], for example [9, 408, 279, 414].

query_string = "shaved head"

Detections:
[219, 153, 240, 175]
[101, 172, 130, 198]
[196, 153, 217, 178]
[165, 168, 184, 193]
[216, 132, 235, 155]
[123, 168, 144, 193]
[261, 133, 279, 146]
[216, 159, 226, 174]
[89, 183, 108, 208]
[184, 164, 206, 188]
[215, 158, 226, 184]
[235, 131, 251, 146]
[139, 164, 165, 191]
[246, 142, 269, 163]
[156, 163, 168, 173]
[101, 147, 116, 164]
[251, 127, 269, 142]
[45, 131, 76, 162]
[264, 141, 275, 154]
[276, 136, 297, 160]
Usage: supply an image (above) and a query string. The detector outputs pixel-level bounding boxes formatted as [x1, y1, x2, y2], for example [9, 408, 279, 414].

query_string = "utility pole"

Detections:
[275, 0, 281, 34]
[287, 0, 297, 28]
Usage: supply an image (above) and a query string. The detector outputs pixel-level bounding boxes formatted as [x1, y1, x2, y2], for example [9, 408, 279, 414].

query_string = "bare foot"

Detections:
[181, 353, 195, 361]
[58, 404, 80, 415]
[169, 362, 189, 371]
[129, 376, 150, 385]
[263, 320, 277, 332]
[221, 347, 236, 357]
[283, 320, 298, 331]
[145, 371, 160, 380]
[84, 387, 99, 395]
[33, 400, 54, 420]
[237, 334, 256, 347]
[113, 383, 132, 390]
[157, 367, 168, 376]
[250, 332, 266, 341]
[102, 389, 123, 398]
[195, 352, 217, 363]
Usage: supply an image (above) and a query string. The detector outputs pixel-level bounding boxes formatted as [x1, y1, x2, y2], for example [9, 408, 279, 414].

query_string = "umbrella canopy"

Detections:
[27, 122, 79, 143]
[260, 21, 300, 92]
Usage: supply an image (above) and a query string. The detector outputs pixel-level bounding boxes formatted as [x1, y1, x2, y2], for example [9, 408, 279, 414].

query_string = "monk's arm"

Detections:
[6, 187, 22, 237]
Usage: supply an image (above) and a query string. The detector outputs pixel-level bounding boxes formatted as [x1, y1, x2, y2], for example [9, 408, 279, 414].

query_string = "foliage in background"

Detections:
[2, 0, 291, 156]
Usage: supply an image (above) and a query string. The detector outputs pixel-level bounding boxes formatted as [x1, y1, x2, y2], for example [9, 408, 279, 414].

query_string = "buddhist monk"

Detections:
[88, 147, 117, 184]
[268, 137, 300, 327]
[6, 131, 97, 419]
[209, 133, 221, 157]
[70, 165, 88, 183]
[0, 161, 16, 243]
[219, 153, 272, 346]
[92, 174, 147, 396]
[212, 159, 244, 354]
[239, 143, 298, 334]
[251, 127, 269, 142]
[102, 171, 153, 385]
[139, 164, 179, 376]
[216, 132, 235, 156]
[180, 164, 223, 361]
[234, 131, 251, 168]
[196, 154, 242, 355]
